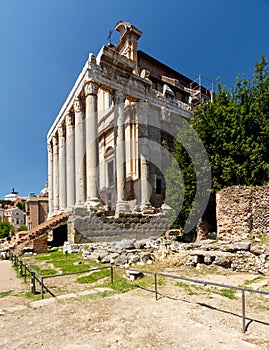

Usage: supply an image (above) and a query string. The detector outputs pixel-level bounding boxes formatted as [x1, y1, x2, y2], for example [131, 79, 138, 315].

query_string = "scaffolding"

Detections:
[185, 74, 214, 106]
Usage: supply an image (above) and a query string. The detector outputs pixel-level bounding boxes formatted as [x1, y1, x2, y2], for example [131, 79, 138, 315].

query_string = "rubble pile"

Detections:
[63, 237, 269, 275]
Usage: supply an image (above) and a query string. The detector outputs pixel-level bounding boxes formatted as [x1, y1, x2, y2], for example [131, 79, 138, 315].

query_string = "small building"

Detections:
[4, 207, 25, 227]
[26, 196, 49, 230]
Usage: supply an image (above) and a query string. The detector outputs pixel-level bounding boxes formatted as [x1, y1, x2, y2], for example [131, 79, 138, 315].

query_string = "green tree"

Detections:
[16, 201, 26, 212]
[166, 56, 269, 233]
[0, 222, 15, 239]
[17, 225, 27, 232]
[193, 55, 269, 191]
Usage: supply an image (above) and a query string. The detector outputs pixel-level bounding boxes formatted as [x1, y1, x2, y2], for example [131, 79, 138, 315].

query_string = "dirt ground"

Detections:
[0, 260, 269, 350]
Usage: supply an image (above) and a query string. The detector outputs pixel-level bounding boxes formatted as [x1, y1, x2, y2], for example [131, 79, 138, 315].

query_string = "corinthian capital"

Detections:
[47, 141, 53, 153]
[74, 97, 83, 113]
[113, 91, 125, 104]
[84, 81, 99, 96]
[58, 124, 65, 138]
[65, 113, 74, 127]
[52, 135, 58, 146]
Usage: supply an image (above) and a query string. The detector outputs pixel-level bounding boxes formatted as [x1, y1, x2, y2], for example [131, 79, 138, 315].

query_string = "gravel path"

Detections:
[0, 260, 268, 349]
[0, 260, 24, 293]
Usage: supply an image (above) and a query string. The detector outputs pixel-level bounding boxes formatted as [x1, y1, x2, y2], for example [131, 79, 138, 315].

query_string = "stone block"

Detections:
[233, 240, 251, 251]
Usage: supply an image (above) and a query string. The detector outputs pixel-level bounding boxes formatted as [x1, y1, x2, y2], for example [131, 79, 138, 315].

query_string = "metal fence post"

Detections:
[242, 290, 246, 333]
[154, 273, 158, 301]
[19, 259, 23, 277]
[41, 277, 44, 299]
[30, 271, 36, 294]
[24, 264, 27, 283]
[110, 266, 114, 285]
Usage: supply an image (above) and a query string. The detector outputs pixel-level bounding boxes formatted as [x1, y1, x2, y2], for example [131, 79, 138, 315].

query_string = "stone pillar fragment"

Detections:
[74, 97, 86, 206]
[52, 135, 59, 213]
[65, 113, 75, 210]
[58, 124, 66, 211]
[114, 91, 130, 214]
[47, 141, 54, 217]
[84, 81, 103, 209]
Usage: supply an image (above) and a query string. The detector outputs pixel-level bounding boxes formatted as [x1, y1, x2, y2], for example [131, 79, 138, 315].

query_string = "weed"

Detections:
[243, 277, 262, 286]
[176, 281, 198, 295]
[0, 291, 12, 298]
[206, 287, 237, 300]
[257, 304, 269, 311]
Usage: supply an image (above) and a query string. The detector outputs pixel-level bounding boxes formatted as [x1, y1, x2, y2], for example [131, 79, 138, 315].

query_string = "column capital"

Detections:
[47, 141, 53, 153]
[113, 91, 125, 104]
[58, 123, 65, 138]
[52, 135, 58, 147]
[65, 112, 74, 127]
[74, 97, 83, 113]
[84, 81, 99, 97]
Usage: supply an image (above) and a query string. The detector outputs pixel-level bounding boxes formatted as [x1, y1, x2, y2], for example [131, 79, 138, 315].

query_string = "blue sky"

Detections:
[0, 0, 268, 199]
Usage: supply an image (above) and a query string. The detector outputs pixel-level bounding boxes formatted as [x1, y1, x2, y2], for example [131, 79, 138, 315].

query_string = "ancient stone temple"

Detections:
[47, 21, 212, 243]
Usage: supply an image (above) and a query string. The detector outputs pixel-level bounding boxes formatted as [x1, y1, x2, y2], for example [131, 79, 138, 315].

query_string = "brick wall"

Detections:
[32, 234, 48, 253]
[216, 185, 269, 240]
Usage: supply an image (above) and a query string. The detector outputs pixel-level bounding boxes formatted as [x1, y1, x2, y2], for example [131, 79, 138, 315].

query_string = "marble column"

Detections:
[139, 101, 153, 212]
[84, 81, 102, 209]
[52, 135, 59, 213]
[58, 123, 66, 211]
[47, 141, 54, 217]
[74, 97, 86, 206]
[114, 91, 130, 214]
[65, 113, 75, 210]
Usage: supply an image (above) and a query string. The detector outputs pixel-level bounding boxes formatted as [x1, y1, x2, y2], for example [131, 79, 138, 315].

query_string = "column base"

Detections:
[140, 201, 155, 214]
[115, 200, 130, 216]
[86, 198, 105, 212]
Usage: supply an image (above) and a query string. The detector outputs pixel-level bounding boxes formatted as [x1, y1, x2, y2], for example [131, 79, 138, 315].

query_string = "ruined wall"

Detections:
[216, 186, 269, 240]
[32, 233, 48, 254]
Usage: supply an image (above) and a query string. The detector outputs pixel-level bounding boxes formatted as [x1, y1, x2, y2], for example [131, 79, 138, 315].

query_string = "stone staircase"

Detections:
[1, 212, 69, 254]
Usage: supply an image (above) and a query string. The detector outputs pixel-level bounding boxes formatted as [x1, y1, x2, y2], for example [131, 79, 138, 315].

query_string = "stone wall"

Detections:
[216, 185, 269, 240]
[67, 208, 169, 243]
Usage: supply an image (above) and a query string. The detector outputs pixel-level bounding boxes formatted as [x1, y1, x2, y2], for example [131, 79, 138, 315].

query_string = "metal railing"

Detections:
[9, 252, 269, 333]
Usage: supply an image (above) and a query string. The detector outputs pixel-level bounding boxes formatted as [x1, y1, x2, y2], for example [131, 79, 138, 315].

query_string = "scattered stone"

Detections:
[60, 236, 269, 275]
[114, 255, 128, 266]
[126, 270, 144, 281]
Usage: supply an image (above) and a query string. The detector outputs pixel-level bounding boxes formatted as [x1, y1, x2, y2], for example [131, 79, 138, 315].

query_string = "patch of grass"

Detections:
[243, 277, 262, 287]
[206, 287, 238, 300]
[250, 236, 269, 245]
[32, 250, 103, 274]
[34, 250, 72, 261]
[175, 281, 237, 299]
[76, 269, 110, 284]
[30, 265, 57, 276]
[109, 275, 138, 293]
[0, 290, 12, 298]
[257, 304, 269, 311]
[16, 291, 40, 300]
[176, 281, 198, 295]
